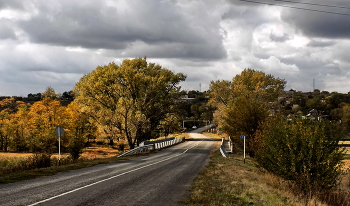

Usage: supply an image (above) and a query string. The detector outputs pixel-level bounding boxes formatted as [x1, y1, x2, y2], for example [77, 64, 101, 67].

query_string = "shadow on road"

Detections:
[186, 138, 220, 142]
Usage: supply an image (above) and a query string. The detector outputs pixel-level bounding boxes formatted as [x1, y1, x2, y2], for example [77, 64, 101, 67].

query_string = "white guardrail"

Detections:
[117, 137, 185, 157]
[220, 137, 228, 158]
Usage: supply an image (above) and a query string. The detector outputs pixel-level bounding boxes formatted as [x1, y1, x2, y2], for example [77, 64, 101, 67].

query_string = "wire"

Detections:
[274, 0, 350, 10]
[239, 0, 350, 17]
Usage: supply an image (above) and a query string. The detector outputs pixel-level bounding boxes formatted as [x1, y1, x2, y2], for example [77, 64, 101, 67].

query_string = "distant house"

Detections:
[307, 109, 318, 120]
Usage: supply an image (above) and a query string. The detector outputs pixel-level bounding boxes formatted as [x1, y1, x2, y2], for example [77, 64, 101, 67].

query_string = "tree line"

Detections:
[0, 88, 95, 161]
[0, 58, 193, 160]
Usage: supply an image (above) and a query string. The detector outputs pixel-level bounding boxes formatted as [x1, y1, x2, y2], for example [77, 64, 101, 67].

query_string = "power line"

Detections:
[239, 0, 350, 17]
[274, 0, 350, 10]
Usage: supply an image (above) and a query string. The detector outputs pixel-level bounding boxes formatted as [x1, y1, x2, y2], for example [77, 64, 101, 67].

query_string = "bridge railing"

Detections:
[117, 137, 185, 157]
[117, 145, 154, 157]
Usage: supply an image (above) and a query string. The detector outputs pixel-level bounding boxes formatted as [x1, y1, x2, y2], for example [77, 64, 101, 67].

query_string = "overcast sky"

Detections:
[1, 0, 350, 96]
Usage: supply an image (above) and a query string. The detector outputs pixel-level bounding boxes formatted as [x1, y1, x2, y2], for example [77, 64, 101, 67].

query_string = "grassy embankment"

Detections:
[0, 146, 146, 184]
[184, 132, 350, 206]
[0, 134, 187, 184]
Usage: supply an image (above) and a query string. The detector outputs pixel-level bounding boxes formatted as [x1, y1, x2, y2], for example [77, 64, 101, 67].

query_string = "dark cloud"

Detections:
[278, 0, 350, 39]
[0, 0, 25, 10]
[227, 0, 350, 39]
[307, 39, 335, 47]
[282, 11, 350, 39]
[1, 0, 350, 96]
[17, 0, 226, 60]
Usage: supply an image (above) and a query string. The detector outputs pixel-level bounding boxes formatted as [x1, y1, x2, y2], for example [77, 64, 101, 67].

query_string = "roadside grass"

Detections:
[0, 134, 189, 184]
[0, 150, 153, 184]
[184, 132, 350, 206]
[183, 150, 301, 206]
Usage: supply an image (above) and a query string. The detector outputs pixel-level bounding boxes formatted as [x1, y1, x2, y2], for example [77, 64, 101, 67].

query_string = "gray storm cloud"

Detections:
[0, 0, 349, 96]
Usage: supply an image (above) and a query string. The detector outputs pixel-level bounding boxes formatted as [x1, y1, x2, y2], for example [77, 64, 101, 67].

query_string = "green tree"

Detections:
[292, 91, 307, 108]
[339, 103, 350, 133]
[74, 58, 186, 149]
[209, 69, 286, 154]
[223, 97, 269, 154]
[256, 117, 345, 195]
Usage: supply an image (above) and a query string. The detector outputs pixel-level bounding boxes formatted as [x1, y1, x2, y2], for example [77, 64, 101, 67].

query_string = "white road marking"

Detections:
[28, 140, 204, 206]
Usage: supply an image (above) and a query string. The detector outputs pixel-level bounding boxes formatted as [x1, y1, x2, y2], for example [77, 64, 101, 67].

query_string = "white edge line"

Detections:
[28, 140, 203, 206]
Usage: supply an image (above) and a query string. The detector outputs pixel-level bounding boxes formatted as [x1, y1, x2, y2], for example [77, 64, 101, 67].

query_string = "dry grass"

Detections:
[184, 149, 307, 206]
[0, 153, 32, 158]
[80, 146, 120, 159]
[184, 149, 349, 206]
[0, 146, 120, 161]
[339, 141, 350, 145]
[184, 132, 350, 206]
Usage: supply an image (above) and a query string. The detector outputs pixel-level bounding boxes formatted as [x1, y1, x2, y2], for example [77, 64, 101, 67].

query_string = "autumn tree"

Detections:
[64, 102, 96, 161]
[27, 88, 66, 154]
[74, 58, 186, 149]
[0, 111, 12, 151]
[42, 86, 59, 100]
[209, 69, 286, 154]
[0, 98, 27, 114]
[8, 106, 30, 151]
[0, 98, 29, 151]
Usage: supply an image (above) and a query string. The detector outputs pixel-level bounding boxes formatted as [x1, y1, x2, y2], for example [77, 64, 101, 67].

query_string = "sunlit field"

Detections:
[0, 146, 120, 161]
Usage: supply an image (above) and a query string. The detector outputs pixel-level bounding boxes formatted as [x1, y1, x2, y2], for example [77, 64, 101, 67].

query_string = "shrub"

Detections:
[24, 153, 51, 170]
[69, 138, 85, 161]
[255, 117, 345, 195]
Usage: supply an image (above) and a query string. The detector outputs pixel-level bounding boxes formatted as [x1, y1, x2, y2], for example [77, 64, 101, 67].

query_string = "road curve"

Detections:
[0, 129, 218, 206]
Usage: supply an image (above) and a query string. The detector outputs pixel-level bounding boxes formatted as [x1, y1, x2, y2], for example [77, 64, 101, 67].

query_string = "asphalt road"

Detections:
[0, 128, 218, 206]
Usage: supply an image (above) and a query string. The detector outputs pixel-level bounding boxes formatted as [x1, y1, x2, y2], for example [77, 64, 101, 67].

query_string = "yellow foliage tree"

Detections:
[27, 88, 66, 154]
[74, 58, 186, 149]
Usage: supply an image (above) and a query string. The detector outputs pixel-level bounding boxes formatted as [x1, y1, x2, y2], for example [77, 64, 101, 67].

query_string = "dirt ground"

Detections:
[80, 146, 120, 159]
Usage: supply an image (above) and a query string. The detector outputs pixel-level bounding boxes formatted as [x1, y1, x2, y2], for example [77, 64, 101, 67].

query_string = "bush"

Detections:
[255, 117, 345, 195]
[24, 153, 51, 170]
[69, 138, 85, 161]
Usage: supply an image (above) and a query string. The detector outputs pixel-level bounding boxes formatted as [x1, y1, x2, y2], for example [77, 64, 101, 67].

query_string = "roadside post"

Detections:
[240, 135, 245, 163]
[55, 126, 64, 166]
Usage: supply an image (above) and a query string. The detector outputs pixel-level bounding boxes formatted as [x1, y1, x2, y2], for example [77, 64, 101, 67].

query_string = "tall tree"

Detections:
[210, 69, 286, 154]
[65, 102, 96, 161]
[74, 58, 186, 149]
[27, 88, 66, 154]
[0, 98, 29, 151]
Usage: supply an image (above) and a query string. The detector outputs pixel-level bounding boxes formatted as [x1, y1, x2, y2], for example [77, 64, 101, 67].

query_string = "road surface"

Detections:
[0, 128, 218, 206]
